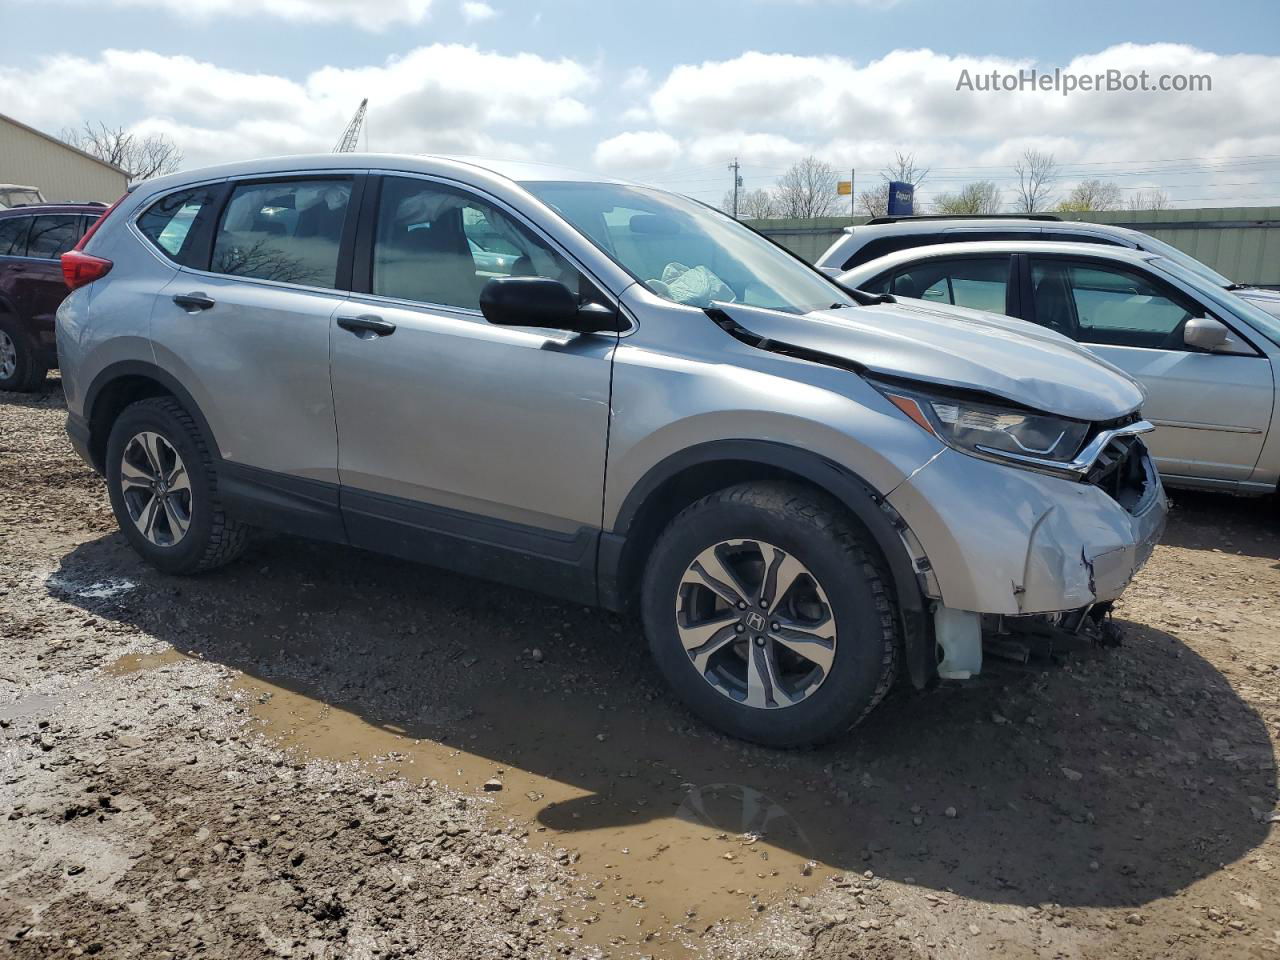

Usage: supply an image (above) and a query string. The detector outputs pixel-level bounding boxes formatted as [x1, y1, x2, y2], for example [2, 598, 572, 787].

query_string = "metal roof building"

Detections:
[0, 111, 128, 204]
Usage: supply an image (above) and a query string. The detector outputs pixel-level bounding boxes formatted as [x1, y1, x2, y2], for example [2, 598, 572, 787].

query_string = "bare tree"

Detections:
[1056, 179, 1123, 212]
[1132, 188, 1170, 211]
[738, 188, 778, 220]
[856, 182, 890, 218]
[60, 121, 183, 181]
[855, 151, 930, 217]
[933, 180, 1002, 214]
[884, 150, 929, 191]
[721, 187, 777, 219]
[1012, 148, 1058, 213]
[774, 157, 841, 219]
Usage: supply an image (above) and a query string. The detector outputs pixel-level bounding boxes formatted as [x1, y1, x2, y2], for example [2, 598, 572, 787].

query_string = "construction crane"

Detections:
[334, 99, 368, 153]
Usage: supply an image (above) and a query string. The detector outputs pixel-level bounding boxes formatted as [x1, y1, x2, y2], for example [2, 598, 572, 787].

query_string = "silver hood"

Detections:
[715, 298, 1146, 423]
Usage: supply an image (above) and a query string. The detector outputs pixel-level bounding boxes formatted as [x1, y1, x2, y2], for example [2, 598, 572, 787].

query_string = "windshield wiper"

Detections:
[1225, 283, 1256, 291]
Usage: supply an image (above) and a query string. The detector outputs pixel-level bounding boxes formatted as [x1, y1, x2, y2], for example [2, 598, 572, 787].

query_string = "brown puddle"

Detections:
[236, 675, 830, 957]
[102, 648, 188, 676]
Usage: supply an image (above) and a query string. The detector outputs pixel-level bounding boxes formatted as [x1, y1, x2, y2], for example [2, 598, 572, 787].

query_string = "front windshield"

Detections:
[1132, 232, 1232, 287]
[1152, 256, 1280, 347]
[521, 181, 852, 314]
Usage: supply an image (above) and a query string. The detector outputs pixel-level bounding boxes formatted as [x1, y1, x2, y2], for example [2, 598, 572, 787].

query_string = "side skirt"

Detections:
[342, 488, 599, 606]
[219, 465, 601, 606]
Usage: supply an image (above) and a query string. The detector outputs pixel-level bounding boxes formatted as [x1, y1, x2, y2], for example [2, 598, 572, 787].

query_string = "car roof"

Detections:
[134, 153, 630, 196]
[838, 216, 1134, 236]
[839, 240, 1161, 279]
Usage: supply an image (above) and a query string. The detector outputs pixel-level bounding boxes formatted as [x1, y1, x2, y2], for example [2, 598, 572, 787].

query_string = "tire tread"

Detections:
[128, 396, 248, 572]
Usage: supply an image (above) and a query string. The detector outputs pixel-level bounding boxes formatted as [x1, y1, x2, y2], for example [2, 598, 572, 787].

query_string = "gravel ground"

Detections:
[1, 379, 1278, 959]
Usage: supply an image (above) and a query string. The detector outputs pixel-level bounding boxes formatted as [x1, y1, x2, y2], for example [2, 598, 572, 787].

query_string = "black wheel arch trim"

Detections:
[81, 359, 221, 475]
[602, 439, 935, 688]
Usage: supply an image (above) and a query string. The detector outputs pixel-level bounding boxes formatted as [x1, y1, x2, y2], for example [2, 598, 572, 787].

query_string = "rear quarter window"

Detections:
[138, 186, 224, 266]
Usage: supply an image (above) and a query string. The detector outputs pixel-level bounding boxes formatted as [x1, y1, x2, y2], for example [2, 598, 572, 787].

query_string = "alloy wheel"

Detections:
[119, 431, 192, 546]
[0, 330, 16, 381]
[674, 539, 837, 709]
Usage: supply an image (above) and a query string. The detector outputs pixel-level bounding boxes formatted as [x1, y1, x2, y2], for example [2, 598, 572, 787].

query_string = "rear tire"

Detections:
[105, 396, 248, 574]
[0, 315, 48, 392]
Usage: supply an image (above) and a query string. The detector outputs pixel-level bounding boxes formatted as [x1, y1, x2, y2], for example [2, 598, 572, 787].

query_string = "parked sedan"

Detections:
[840, 241, 1280, 495]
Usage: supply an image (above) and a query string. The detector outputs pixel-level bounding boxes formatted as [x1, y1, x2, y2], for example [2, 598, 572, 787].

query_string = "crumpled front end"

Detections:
[886, 438, 1166, 678]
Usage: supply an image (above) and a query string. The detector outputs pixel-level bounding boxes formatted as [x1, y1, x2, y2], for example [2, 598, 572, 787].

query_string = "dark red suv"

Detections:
[0, 203, 106, 391]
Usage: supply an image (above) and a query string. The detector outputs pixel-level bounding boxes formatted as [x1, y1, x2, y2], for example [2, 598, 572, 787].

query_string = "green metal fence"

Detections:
[748, 207, 1280, 286]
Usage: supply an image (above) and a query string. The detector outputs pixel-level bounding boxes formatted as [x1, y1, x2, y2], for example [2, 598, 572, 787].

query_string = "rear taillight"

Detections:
[61, 250, 114, 290]
[61, 191, 126, 290]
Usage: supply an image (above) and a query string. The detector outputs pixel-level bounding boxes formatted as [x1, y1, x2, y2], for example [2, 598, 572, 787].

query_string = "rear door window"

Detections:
[0, 217, 30, 256]
[212, 179, 352, 289]
[890, 256, 1012, 314]
[138, 186, 223, 265]
[25, 215, 80, 259]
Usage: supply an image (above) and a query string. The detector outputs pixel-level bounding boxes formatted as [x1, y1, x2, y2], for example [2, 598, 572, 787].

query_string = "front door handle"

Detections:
[337, 314, 396, 337]
[172, 292, 215, 311]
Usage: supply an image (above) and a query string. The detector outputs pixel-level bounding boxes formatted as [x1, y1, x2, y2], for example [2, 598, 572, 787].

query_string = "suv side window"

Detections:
[844, 234, 942, 270]
[1031, 258, 1196, 348]
[1044, 232, 1124, 246]
[890, 256, 1012, 314]
[138, 186, 222, 265]
[373, 176, 578, 310]
[25, 215, 80, 259]
[0, 216, 30, 256]
[212, 179, 352, 288]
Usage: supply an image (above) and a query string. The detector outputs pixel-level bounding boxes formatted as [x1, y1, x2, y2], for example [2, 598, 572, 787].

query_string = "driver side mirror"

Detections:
[1183, 316, 1230, 352]
[479, 276, 621, 333]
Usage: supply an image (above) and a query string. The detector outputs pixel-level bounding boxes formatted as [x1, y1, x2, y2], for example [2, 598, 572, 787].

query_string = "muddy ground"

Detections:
[1, 380, 1278, 960]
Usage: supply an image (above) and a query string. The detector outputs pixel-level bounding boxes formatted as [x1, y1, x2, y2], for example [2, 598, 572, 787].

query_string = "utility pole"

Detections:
[728, 158, 742, 218]
[850, 167, 856, 221]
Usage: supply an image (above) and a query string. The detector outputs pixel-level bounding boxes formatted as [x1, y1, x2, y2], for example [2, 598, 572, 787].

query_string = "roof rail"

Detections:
[865, 214, 1063, 225]
[7, 200, 107, 209]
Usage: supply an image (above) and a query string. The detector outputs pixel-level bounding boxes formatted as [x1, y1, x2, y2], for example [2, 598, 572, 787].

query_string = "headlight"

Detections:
[876, 382, 1091, 466]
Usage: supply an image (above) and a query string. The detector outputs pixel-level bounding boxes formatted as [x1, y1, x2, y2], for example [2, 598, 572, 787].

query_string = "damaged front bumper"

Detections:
[886, 441, 1167, 679]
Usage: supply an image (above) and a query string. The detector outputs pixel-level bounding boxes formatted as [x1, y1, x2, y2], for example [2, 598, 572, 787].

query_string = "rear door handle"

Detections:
[337, 314, 396, 337]
[172, 292, 215, 311]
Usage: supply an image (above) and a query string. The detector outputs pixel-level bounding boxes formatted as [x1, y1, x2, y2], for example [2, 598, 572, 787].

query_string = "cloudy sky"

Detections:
[3, 0, 1279, 209]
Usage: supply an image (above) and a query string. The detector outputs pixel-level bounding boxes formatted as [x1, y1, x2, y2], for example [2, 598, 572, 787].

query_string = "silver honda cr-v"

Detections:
[56, 155, 1167, 747]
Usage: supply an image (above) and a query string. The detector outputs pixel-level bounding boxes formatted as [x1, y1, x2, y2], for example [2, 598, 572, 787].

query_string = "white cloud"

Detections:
[686, 132, 808, 168]
[629, 44, 1280, 206]
[71, 0, 435, 29]
[460, 0, 495, 22]
[593, 131, 682, 171]
[0, 46, 595, 169]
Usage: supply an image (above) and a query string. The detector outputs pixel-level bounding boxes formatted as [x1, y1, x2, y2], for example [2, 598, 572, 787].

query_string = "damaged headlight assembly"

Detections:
[871, 379, 1095, 474]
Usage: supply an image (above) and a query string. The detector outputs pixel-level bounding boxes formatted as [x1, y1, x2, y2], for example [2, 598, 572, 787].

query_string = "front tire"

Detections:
[0, 316, 48, 392]
[640, 482, 898, 747]
[105, 396, 248, 574]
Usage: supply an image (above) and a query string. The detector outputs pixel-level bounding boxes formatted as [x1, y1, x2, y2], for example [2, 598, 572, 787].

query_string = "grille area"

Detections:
[1085, 434, 1149, 512]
